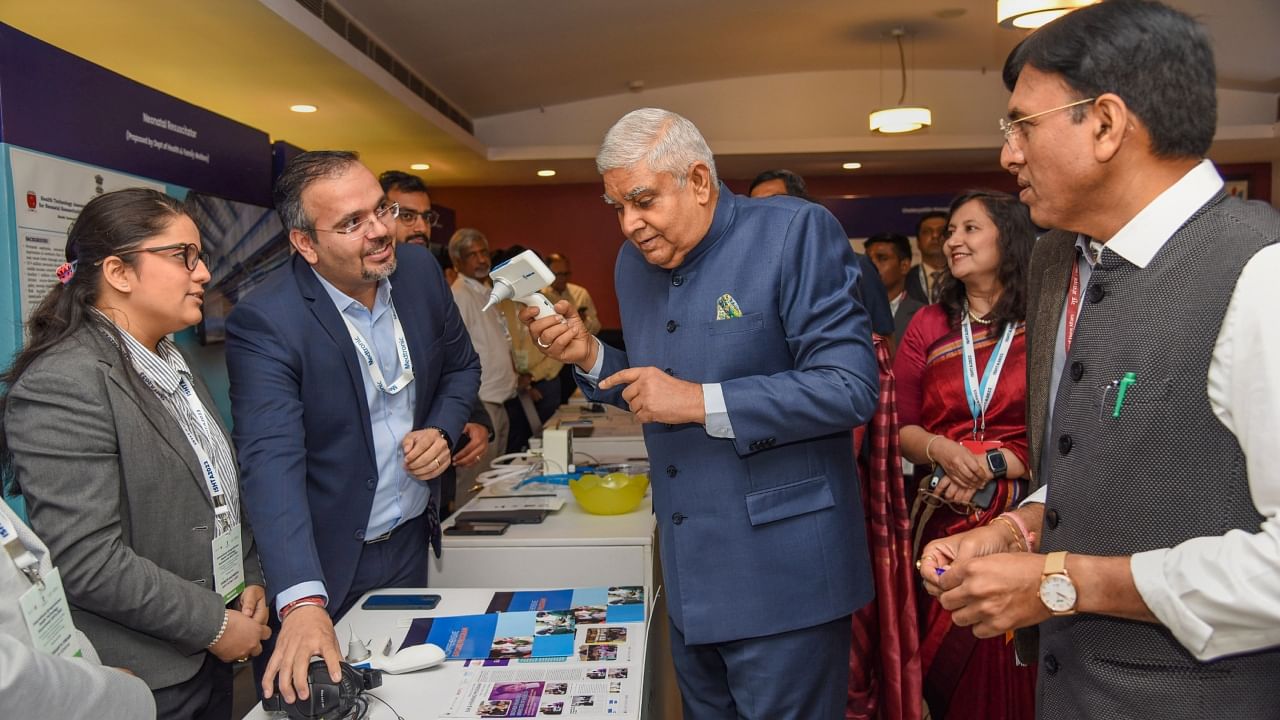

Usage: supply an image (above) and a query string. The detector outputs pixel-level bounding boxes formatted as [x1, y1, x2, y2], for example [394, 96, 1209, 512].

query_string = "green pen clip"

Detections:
[1112, 372, 1137, 417]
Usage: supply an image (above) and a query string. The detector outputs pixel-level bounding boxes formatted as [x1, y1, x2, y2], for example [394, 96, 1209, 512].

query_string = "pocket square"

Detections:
[716, 293, 743, 320]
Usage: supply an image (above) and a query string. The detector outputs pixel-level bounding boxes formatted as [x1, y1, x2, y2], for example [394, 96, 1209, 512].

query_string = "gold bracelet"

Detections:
[991, 515, 1026, 552]
[207, 610, 229, 649]
[925, 434, 942, 464]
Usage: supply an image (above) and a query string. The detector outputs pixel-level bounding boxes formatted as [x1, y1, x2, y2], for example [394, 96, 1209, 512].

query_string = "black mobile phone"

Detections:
[444, 520, 510, 536]
[360, 593, 441, 611]
[971, 481, 998, 509]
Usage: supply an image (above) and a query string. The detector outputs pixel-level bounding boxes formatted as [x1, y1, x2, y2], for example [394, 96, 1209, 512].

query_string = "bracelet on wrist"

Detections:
[993, 513, 1029, 552]
[925, 434, 942, 464]
[280, 595, 326, 621]
[207, 610, 229, 649]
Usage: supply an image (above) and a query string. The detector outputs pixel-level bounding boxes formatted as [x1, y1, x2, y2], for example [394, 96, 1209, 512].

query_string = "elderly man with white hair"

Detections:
[522, 108, 880, 719]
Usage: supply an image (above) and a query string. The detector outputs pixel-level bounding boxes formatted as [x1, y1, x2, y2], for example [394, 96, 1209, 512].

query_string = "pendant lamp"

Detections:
[869, 29, 931, 135]
[997, 0, 1098, 29]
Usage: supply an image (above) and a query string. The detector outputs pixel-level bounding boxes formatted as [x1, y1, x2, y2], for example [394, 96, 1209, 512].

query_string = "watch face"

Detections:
[986, 449, 1007, 475]
[1039, 574, 1077, 613]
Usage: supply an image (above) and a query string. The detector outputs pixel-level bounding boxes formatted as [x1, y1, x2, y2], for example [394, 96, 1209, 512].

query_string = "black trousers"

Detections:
[152, 651, 234, 720]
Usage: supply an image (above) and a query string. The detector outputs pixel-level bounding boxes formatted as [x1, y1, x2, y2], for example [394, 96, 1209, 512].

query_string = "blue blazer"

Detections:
[585, 186, 879, 644]
[225, 245, 480, 608]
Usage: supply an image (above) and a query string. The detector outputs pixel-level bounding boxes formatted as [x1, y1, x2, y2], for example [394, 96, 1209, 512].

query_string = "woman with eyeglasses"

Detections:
[892, 190, 1037, 720]
[1, 188, 270, 720]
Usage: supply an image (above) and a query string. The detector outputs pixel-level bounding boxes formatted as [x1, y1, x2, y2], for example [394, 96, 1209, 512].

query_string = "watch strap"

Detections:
[1043, 550, 1068, 576]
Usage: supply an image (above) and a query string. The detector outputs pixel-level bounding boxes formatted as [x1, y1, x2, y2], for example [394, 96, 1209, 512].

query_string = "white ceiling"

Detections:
[6, 0, 1278, 186]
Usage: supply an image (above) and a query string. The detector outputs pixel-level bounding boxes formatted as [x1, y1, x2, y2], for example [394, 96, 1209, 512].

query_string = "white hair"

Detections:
[595, 108, 718, 188]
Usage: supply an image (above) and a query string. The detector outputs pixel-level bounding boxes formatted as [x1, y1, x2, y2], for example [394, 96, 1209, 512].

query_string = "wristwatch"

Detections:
[1038, 551, 1078, 616]
[427, 426, 453, 450]
[985, 448, 1008, 480]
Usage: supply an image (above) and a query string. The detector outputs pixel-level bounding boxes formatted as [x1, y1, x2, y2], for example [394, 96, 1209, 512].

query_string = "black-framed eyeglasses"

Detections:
[107, 243, 210, 271]
[396, 207, 440, 228]
[315, 202, 400, 236]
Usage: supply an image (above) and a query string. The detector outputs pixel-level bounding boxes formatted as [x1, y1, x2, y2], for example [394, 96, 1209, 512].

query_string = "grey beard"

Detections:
[362, 256, 397, 282]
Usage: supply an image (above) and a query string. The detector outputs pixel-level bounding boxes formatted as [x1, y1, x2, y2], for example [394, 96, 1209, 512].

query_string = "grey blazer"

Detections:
[1, 502, 156, 717]
[4, 324, 264, 690]
[1024, 230, 1077, 491]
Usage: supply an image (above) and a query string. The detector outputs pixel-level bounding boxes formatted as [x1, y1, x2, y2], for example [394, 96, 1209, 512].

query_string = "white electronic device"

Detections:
[369, 639, 446, 674]
[541, 427, 573, 475]
[483, 249, 558, 319]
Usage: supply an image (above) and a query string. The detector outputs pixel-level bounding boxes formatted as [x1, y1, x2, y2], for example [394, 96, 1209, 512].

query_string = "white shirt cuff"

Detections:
[275, 581, 329, 619]
[1021, 484, 1048, 507]
[702, 383, 735, 438]
[1130, 549, 1213, 658]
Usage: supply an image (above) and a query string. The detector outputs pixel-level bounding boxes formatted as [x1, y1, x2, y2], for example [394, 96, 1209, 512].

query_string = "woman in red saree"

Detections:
[892, 190, 1037, 720]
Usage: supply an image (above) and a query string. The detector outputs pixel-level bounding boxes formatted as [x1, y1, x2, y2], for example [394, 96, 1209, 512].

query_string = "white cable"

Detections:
[474, 452, 543, 488]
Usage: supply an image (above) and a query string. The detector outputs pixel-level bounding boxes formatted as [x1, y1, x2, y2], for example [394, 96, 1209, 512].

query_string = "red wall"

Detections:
[431, 162, 1269, 329]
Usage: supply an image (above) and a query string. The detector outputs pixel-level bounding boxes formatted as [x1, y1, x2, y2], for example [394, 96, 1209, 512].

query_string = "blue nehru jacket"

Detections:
[580, 184, 879, 644]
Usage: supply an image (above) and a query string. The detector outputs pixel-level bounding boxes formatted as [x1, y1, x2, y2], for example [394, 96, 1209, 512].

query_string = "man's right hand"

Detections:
[918, 523, 1018, 597]
[261, 605, 343, 703]
[208, 609, 271, 663]
[520, 301, 596, 370]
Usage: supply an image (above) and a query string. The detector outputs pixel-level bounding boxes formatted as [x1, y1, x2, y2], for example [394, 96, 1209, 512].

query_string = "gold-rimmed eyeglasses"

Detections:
[315, 202, 400, 236]
[106, 243, 210, 271]
[999, 97, 1096, 146]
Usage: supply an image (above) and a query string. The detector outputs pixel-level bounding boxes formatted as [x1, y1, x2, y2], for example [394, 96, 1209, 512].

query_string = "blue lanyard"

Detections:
[960, 302, 1017, 440]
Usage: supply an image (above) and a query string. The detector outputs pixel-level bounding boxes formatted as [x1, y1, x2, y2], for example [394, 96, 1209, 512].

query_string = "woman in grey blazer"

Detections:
[1, 188, 270, 720]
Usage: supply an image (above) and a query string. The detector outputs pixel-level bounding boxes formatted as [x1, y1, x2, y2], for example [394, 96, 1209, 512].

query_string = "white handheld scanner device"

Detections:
[483, 249, 558, 319]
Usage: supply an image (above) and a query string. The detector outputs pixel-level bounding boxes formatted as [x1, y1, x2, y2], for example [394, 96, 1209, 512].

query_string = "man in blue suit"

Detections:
[226, 151, 480, 704]
[524, 109, 879, 719]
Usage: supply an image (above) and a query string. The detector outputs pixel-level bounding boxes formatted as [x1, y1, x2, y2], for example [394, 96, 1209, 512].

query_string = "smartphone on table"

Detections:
[444, 520, 511, 536]
[360, 593, 442, 611]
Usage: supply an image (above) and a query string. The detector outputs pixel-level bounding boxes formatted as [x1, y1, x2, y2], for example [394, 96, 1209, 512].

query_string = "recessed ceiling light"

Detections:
[410, 163, 431, 171]
[536, 169, 556, 177]
[842, 162, 863, 170]
[289, 104, 318, 113]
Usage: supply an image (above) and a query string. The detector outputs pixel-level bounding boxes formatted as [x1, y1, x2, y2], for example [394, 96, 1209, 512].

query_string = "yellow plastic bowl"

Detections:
[570, 464, 650, 515]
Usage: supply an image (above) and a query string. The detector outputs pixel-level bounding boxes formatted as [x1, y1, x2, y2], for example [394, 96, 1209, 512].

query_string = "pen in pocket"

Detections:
[1111, 372, 1137, 417]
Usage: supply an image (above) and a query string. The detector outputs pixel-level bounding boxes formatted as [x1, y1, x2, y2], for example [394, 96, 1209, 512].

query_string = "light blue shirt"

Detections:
[275, 271, 423, 616]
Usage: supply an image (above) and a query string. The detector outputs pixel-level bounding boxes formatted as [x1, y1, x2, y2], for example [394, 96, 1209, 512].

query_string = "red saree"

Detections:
[892, 305, 1036, 720]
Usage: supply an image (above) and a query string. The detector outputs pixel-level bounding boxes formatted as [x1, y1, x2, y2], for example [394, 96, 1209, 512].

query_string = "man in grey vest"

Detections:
[915, 1, 1280, 717]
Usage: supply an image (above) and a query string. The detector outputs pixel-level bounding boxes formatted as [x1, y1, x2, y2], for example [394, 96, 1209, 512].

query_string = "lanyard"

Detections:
[0, 510, 43, 587]
[1064, 253, 1084, 353]
[961, 301, 1017, 440]
[172, 375, 235, 529]
[341, 300, 415, 395]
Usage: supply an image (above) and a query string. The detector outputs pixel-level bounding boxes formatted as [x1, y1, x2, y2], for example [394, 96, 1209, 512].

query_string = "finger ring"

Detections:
[432, 458, 440, 468]
[235, 657, 249, 663]
[536, 336, 550, 349]
[915, 560, 922, 570]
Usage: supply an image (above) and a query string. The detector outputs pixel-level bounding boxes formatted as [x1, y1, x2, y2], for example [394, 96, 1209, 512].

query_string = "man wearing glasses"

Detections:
[225, 151, 481, 706]
[917, 2, 1280, 717]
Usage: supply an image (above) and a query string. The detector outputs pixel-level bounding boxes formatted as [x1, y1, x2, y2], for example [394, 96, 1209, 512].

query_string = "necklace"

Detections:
[967, 308, 994, 325]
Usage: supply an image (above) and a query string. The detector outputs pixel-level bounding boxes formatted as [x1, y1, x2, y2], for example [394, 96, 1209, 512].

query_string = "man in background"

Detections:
[865, 232, 924, 339]
[542, 251, 600, 405]
[906, 212, 947, 303]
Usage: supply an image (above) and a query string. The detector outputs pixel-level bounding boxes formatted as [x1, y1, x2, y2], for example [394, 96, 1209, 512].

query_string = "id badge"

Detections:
[212, 526, 246, 605]
[19, 567, 84, 659]
[960, 439, 1003, 454]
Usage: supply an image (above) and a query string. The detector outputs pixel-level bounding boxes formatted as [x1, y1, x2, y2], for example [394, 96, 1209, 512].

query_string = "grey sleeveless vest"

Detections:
[1036, 192, 1280, 719]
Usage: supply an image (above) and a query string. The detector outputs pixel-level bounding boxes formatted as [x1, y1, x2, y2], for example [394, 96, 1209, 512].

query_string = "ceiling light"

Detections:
[997, 0, 1098, 29]
[410, 163, 431, 171]
[842, 162, 863, 170]
[536, 169, 556, 177]
[289, 104, 318, 113]
[869, 29, 932, 135]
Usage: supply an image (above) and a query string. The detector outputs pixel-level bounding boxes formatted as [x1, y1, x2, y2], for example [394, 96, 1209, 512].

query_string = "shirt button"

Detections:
[1045, 508, 1060, 529]
[664, 368, 674, 376]
[1070, 362, 1084, 382]
[1058, 434, 1072, 455]
[1044, 654, 1059, 675]
[671, 512, 686, 525]
[666, 320, 678, 333]
[671, 274, 684, 287]
[354, 529, 366, 541]
[1087, 284, 1106, 303]
[666, 465, 678, 477]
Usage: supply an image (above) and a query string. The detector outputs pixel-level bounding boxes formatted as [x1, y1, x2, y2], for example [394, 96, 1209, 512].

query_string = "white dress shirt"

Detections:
[1024, 159, 1280, 660]
[452, 276, 519, 405]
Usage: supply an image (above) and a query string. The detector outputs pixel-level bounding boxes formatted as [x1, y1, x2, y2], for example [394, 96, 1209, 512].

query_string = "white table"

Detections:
[432, 488, 656, 591]
[241, 587, 651, 720]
